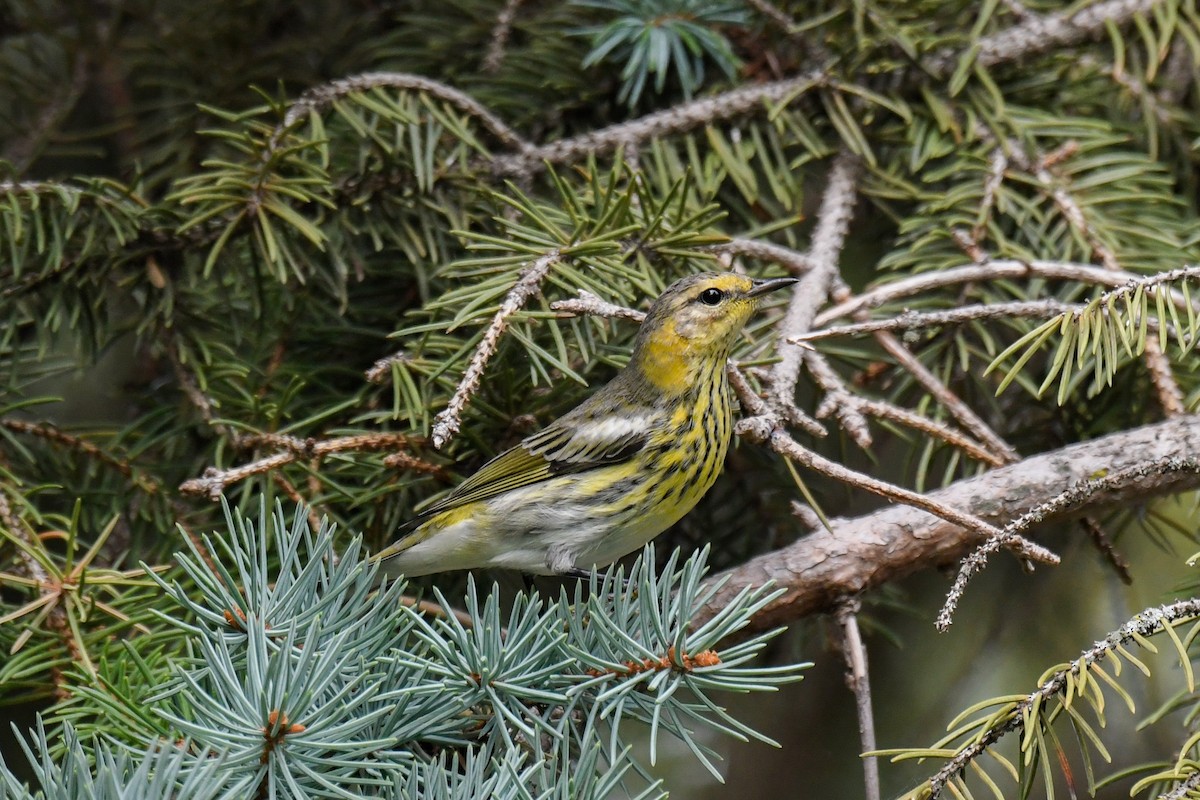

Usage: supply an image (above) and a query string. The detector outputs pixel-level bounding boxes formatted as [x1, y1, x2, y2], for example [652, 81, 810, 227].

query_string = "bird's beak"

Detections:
[747, 276, 800, 297]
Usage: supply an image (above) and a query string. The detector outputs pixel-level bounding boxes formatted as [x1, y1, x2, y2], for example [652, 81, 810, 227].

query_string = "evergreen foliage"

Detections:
[2, 501, 804, 798]
[3, 0, 1200, 796]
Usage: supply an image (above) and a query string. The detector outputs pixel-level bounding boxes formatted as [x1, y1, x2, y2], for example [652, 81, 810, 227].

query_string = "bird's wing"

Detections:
[388, 409, 657, 541]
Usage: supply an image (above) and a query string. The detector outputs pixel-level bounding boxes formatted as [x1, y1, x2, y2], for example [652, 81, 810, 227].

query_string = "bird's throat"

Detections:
[635, 319, 711, 396]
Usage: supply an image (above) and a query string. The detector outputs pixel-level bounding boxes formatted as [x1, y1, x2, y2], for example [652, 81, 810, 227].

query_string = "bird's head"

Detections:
[629, 271, 798, 393]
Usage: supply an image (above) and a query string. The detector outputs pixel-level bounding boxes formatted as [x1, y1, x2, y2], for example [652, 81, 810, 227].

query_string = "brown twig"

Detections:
[814, 259, 1200, 327]
[937, 457, 1200, 630]
[768, 151, 860, 414]
[430, 250, 562, 449]
[492, 69, 830, 176]
[1, 419, 161, 495]
[482, 0, 527, 73]
[180, 432, 427, 500]
[927, 0, 1160, 75]
[834, 602, 880, 800]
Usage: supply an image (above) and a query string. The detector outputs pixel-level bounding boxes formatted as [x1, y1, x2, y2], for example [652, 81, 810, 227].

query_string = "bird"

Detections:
[373, 271, 798, 577]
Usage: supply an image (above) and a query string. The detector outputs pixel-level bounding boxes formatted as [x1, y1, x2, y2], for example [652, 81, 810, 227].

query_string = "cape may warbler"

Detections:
[374, 271, 797, 576]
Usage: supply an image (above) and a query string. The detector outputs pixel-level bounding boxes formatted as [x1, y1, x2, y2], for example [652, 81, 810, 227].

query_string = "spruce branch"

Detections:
[804, 351, 874, 448]
[927, 0, 1161, 75]
[492, 68, 829, 176]
[431, 249, 561, 449]
[1160, 771, 1200, 800]
[279, 71, 532, 154]
[920, 598, 1200, 799]
[180, 432, 429, 500]
[550, 290, 648, 322]
[824, 274, 1022, 465]
[797, 300, 1080, 342]
[970, 148, 1009, 249]
[696, 414, 1200, 635]
[727, 363, 825, 439]
[734, 370, 1058, 568]
[704, 237, 818, 276]
[1012, 138, 1186, 413]
[768, 151, 860, 415]
[988, 266, 1200, 402]
[0, 419, 161, 496]
[853, 398, 1002, 467]
[814, 259, 1200, 326]
[0, 484, 47, 592]
[936, 457, 1200, 632]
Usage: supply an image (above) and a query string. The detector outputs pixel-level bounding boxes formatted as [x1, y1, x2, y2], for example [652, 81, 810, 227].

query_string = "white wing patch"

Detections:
[573, 415, 652, 442]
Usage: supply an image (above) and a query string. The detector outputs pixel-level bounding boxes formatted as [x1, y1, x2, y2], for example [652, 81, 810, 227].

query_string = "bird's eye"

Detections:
[698, 288, 725, 306]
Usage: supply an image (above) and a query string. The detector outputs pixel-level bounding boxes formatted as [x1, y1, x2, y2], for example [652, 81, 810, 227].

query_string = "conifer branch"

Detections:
[431, 250, 562, 449]
[936, 457, 1200, 631]
[805, 351, 873, 448]
[853, 398, 1002, 467]
[734, 371, 1057, 567]
[180, 433, 428, 500]
[814, 259, 1200, 326]
[799, 300, 1083, 341]
[1160, 769, 1200, 800]
[928, 0, 1161, 74]
[1013, 139, 1186, 414]
[0, 485, 45, 588]
[926, 597, 1200, 798]
[705, 238, 817, 275]
[768, 151, 859, 414]
[492, 68, 829, 176]
[280, 71, 532, 153]
[835, 602, 880, 800]
[482, 0, 527, 73]
[697, 414, 1200, 634]
[0, 419, 161, 496]
[551, 290, 648, 322]
[876, 328, 1019, 464]
[826, 268, 1022, 465]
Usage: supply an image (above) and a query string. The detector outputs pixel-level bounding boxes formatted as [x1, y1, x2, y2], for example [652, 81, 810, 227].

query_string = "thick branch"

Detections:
[696, 414, 1200, 633]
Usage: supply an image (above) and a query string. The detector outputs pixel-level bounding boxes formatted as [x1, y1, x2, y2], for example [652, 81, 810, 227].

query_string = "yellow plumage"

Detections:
[373, 271, 797, 576]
